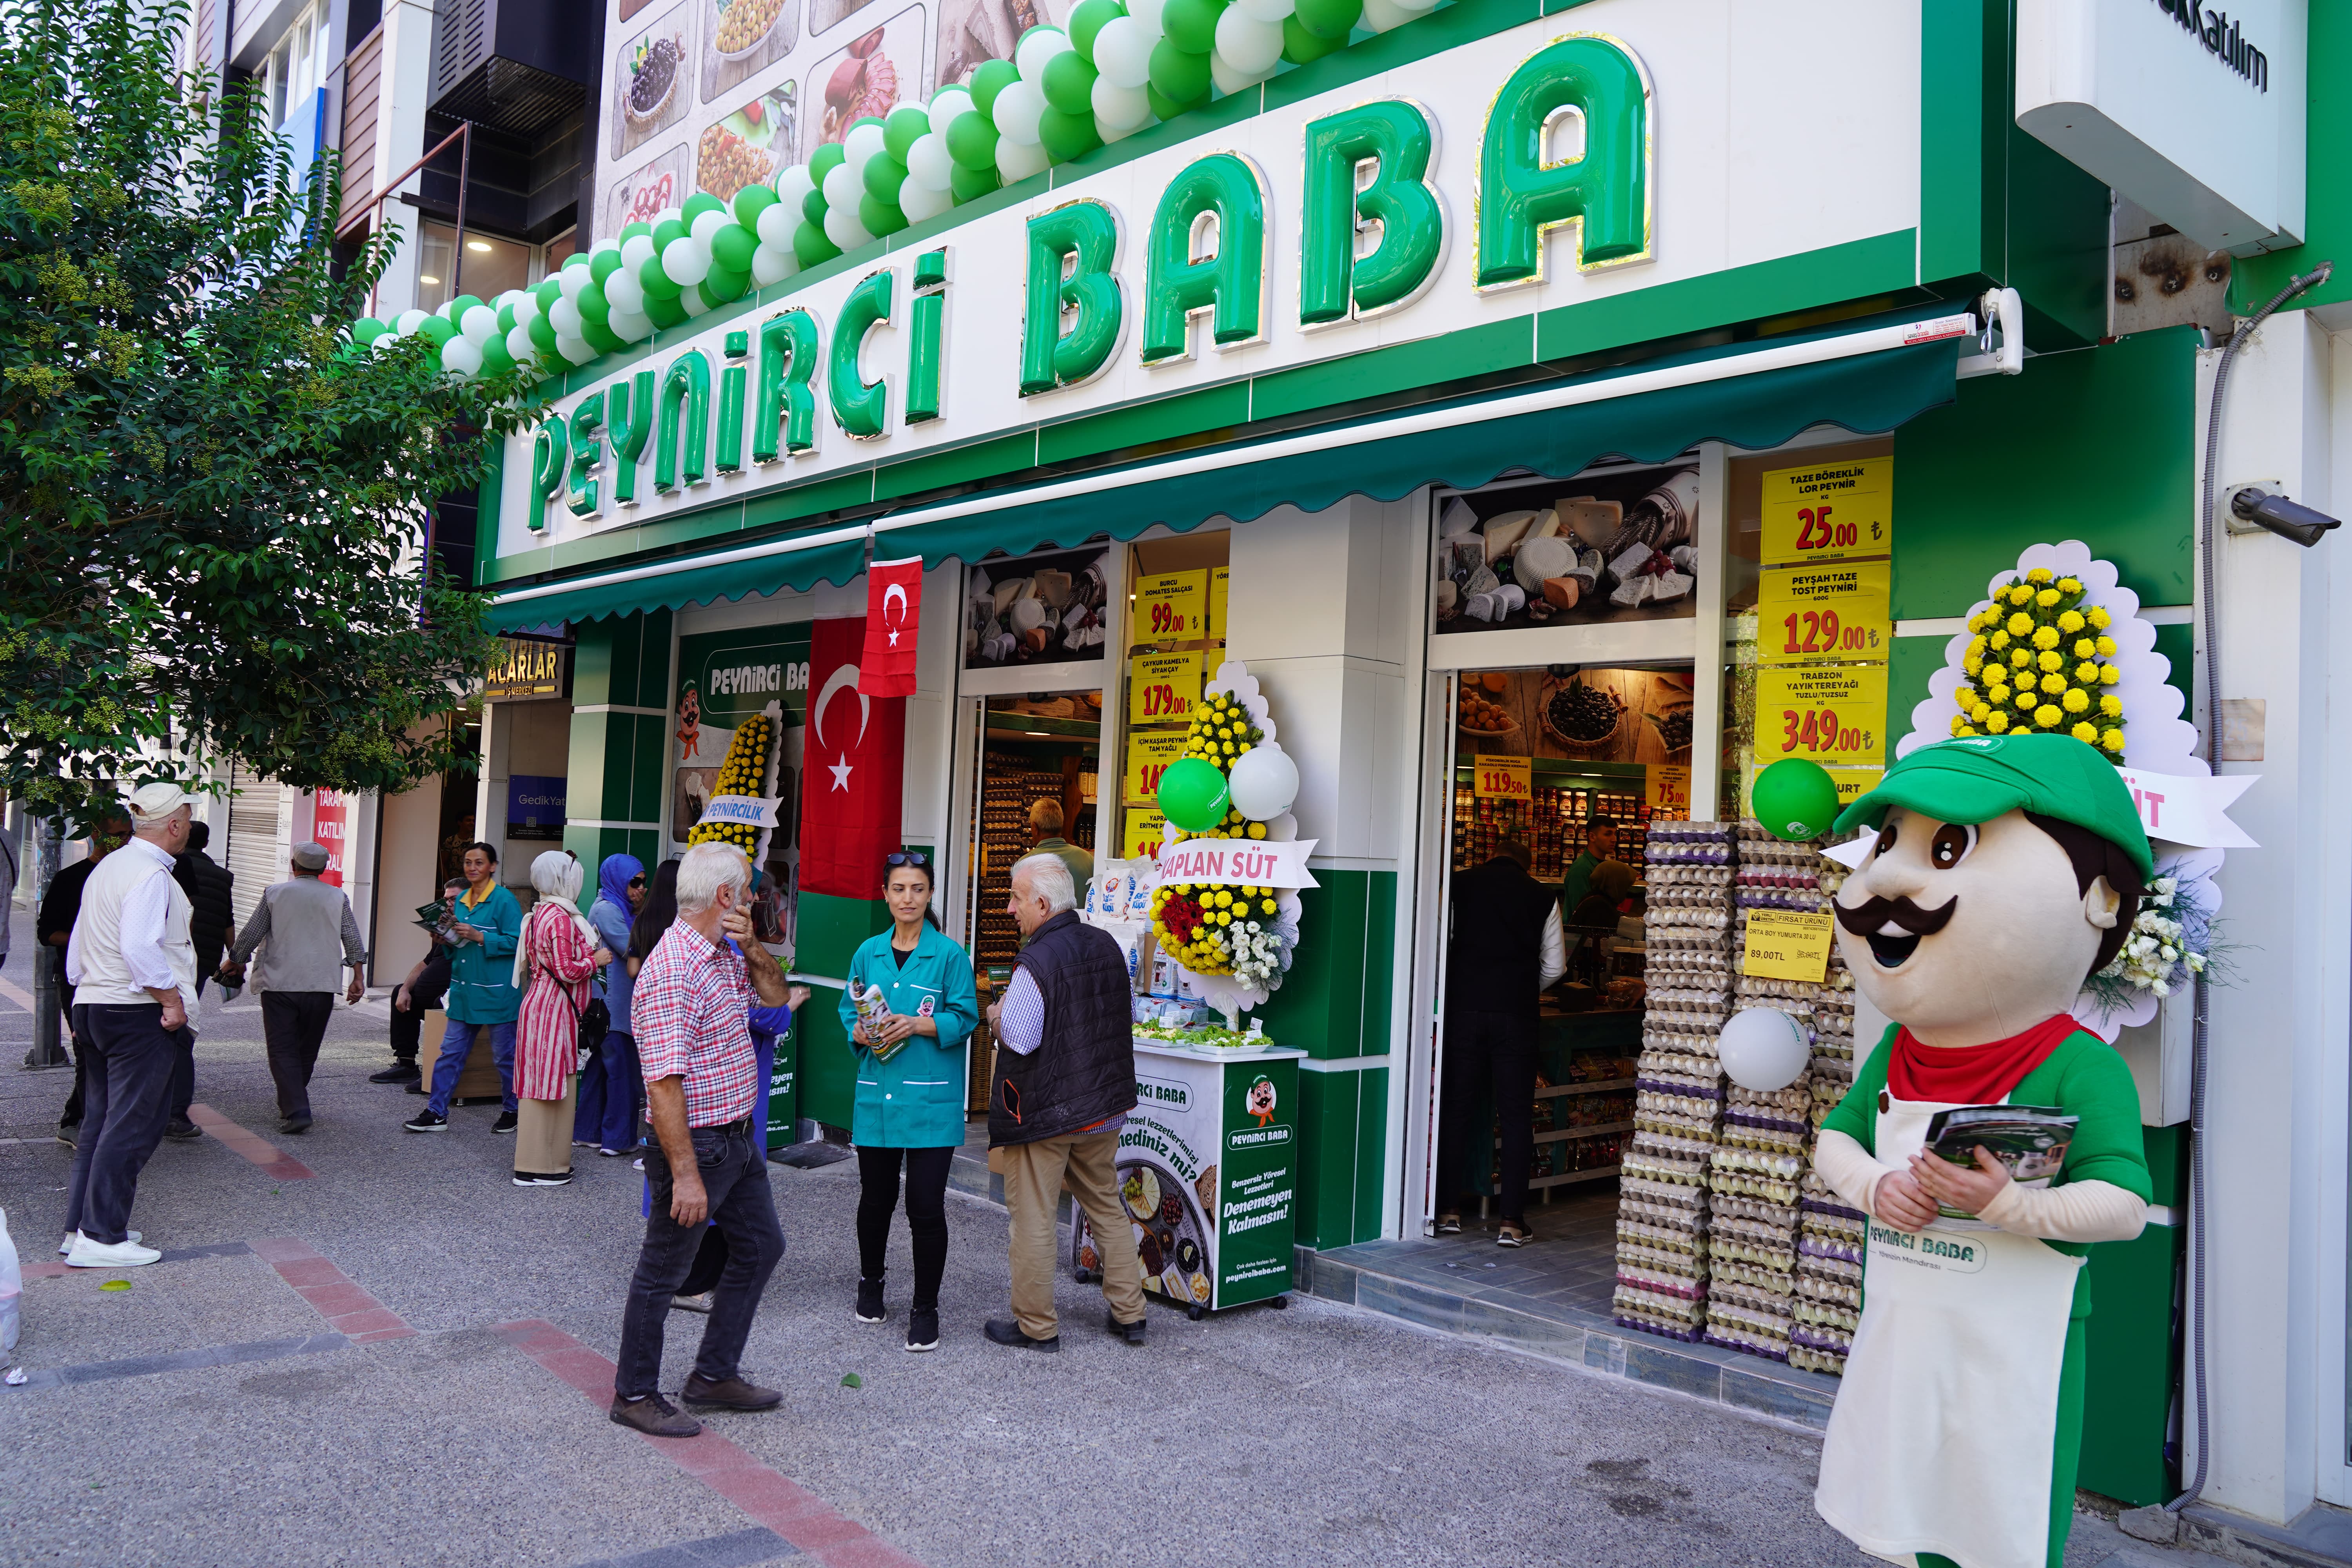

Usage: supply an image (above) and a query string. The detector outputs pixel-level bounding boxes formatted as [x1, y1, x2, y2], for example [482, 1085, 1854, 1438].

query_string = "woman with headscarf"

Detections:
[576, 853, 646, 1157]
[513, 851, 612, 1187]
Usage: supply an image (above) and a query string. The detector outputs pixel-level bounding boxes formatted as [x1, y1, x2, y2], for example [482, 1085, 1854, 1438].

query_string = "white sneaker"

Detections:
[64, 1234, 162, 1269]
[59, 1229, 141, 1256]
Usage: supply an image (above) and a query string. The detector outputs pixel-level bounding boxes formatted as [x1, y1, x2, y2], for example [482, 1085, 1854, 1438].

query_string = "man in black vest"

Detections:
[983, 853, 1147, 1352]
[1436, 837, 1567, 1247]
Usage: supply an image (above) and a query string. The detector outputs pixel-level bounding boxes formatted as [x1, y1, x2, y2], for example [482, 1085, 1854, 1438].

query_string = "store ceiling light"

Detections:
[419, 274, 439, 285]
[467, 240, 492, 252]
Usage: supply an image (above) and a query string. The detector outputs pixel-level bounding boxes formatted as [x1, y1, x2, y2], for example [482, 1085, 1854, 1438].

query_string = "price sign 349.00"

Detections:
[1757, 666, 1887, 767]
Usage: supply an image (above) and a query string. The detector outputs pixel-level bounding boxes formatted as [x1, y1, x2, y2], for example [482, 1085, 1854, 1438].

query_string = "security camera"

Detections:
[2230, 485, 2342, 548]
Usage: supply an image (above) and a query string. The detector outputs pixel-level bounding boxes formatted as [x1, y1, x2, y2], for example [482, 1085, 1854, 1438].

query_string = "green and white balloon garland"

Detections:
[345, 0, 1447, 376]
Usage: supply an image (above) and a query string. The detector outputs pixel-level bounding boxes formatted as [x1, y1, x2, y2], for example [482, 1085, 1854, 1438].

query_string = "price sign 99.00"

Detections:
[1136, 571, 1208, 641]
[1472, 755, 1532, 801]
[1756, 665, 1887, 768]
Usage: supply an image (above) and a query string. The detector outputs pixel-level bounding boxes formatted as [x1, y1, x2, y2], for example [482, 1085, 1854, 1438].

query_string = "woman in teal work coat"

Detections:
[404, 841, 525, 1134]
[840, 851, 978, 1353]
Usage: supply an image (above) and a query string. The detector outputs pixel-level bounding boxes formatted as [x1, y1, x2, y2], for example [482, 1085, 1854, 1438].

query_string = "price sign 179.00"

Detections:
[1128, 652, 1201, 724]
[1756, 665, 1887, 768]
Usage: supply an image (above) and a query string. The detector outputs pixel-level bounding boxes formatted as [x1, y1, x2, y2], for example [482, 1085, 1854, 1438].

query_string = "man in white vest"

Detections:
[60, 781, 198, 1268]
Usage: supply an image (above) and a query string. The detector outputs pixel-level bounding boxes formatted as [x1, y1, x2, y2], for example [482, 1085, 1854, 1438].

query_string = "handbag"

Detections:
[526, 906, 610, 1066]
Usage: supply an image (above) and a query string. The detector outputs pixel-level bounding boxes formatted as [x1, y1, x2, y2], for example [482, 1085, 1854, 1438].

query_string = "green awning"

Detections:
[487, 535, 867, 632]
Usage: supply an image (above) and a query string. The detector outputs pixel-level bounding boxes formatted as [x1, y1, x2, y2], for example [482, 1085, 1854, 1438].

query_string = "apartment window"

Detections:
[415, 221, 532, 312]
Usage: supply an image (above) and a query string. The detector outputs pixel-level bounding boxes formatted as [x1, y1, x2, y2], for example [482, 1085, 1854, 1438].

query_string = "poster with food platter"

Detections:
[1069, 1042, 1302, 1315]
[804, 5, 927, 156]
[612, 0, 696, 160]
[697, 82, 798, 201]
[605, 143, 692, 240]
[701, 0, 799, 102]
[1455, 666, 1695, 765]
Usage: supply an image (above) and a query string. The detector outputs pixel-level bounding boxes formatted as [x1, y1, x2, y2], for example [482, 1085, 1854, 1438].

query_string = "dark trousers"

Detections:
[192, 939, 221, 999]
[1437, 1009, 1540, 1224]
[575, 1031, 642, 1152]
[855, 1145, 954, 1311]
[615, 1121, 785, 1399]
[261, 991, 336, 1120]
[59, 979, 85, 1126]
[388, 1001, 426, 1064]
[65, 1004, 182, 1244]
[168, 1029, 196, 1122]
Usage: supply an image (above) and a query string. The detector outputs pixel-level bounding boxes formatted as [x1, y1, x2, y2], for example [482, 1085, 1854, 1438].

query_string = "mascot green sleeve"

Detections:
[1811, 733, 2154, 1568]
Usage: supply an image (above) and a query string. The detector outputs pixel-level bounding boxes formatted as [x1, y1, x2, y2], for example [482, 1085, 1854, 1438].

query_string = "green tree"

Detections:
[0, 0, 540, 823]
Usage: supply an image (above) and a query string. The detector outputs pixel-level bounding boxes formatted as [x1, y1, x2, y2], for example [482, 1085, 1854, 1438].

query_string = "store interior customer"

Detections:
[512, 850, 610, 1187]
[1027, 798, 1092, 890]
[840, 851, 979, 1352]
[1559, 817, 1622, 918]
[1435, 836, 1567, 1248]
[404, 842, 522, 1135]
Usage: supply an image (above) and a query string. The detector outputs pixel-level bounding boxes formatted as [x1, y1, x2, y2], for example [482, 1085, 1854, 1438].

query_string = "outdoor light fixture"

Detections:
[2229, 483, 2343, 548]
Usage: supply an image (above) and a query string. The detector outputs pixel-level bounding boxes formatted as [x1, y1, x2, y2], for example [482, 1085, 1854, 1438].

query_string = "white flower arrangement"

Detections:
[1228, 921, 1290, 991]
[2094, 875, 2211, 999]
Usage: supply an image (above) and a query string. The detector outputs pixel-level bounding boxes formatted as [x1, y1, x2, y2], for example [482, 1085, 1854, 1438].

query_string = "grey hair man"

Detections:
[60, 782, 198, 1268]
[982, 852, 1146, 1352]
[223, 842, 367, 1135]
[611, 842, 796, 1439]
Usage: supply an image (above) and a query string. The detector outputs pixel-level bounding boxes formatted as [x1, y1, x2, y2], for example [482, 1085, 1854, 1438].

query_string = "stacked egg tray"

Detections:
[1615, 820, 1736, 1344]
[1792, 1167, 1866, 1376]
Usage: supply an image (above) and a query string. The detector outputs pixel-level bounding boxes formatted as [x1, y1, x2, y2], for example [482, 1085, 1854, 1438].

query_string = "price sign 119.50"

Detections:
[1473, 755, 1532, 801]
[1756, 665, 1888, 768]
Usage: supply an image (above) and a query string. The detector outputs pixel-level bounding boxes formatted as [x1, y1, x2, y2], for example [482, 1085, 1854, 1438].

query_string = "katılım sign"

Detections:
[501, 3, 1922, 561]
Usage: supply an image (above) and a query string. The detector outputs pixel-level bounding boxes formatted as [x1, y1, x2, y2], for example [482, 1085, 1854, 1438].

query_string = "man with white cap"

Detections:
[223, 842, 367, 1134]
[60, 781, 198, 1268]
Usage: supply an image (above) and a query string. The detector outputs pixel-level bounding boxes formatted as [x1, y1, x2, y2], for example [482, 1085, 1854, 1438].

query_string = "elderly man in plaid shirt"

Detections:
[611, 842, 797, 1439]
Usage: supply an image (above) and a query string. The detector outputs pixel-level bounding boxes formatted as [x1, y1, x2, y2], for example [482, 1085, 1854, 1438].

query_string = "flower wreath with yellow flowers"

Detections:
[686, 700, 780, 859]
[1950, 568, 2125, 756]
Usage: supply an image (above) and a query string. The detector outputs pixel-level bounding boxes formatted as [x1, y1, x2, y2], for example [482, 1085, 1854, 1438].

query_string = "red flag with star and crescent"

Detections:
[858, 555, 923, 697]
[799, 616, 906, 899]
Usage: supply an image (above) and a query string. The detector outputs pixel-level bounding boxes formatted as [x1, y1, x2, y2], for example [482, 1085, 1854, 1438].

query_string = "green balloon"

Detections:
[479, 335, 517, 376]
[532, 278, 564, 312]
[682, 192, 728, 222]
[643, 290, 689, 329]
[1291, 0, 1359, 38]
[948, 159, 1002, 203]
[589, 247, 624, 282]
[884, 104, 931, 161]
[1752, 758, 1840, 842]
[804, 187, 831, 225]
[862, 151, 908, 202]
[576, 281, 610, 325]
[620, 220, 654, 242]
[810, 141, 848, 180]
[944, 111, 1000, 170]
[1157, 757, 1233, 833]
[1042, 50, 1098, 115]
[1038, 105, 1101, 163]
[496, 301, 518, 335]
[1161, 0, 1221, 53]
[969, 58, 1019, 115]
[733, 184, 778, 230]
[445, 293, 487, 322]
[652, 217, 689, 252]
[639, 254, 681, 299]
[710, 223, 757, 273]
[857, 193, 907, 236]
[1147, 38, 1210, 104]
[792, 221, 842, 269]
[1145, 80, 1211, 121]
[351, 318, 388, 344]
[528, 314, 560, 353]
[419, 314, 459, 346]
[699, 263, 749, 305]
[1281, 12, 1346, 60]
[582, 316, 624, 356]
[1067, 0, 1125, 56]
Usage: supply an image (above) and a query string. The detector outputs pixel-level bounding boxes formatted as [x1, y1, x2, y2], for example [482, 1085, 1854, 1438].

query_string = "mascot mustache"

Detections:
[1835, 893, 1958, 969]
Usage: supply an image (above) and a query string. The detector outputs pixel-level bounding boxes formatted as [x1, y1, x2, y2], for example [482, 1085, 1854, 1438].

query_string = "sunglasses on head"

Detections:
[886, 851, 930, 868]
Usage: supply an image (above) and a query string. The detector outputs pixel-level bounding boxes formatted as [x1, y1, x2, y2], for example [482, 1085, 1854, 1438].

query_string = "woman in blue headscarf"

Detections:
[574, 853, 646, 1156]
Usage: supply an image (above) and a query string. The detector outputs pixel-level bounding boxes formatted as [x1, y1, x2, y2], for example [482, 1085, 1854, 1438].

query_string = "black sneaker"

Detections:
[610, 1393, 701, 1439]
[512, 1171, 573, 1187]
[855, 1278, 886, 1323]
[403, 1110, 448, 1133]
[162, 1118, 203, 1141]
[491, 1111, 519, 1135]
[405, 1080, 428, 1095]
[280, 1116, 312, 1136]
[369, 1063, 421, 1085]
[55, 1123, 77, 1148]
[1106, 1308, 1147, 1346]
[906, 1307, 940, 1352]
[984, 1318, 1060, 1353]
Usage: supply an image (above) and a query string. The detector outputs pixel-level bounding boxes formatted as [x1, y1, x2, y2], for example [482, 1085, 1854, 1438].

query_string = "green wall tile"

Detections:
[1354, 1064, 1389, 1244]
[1258, 871, 1374, 1058]
[1296, 1068, 1361, 1250]
[1886, 634, 1947, 750]
[798, 993, 856, 1130]
[2079, 1221, 2185, 1506]
[629, 714, 670, 826]
[564, 712, 614, 822]
[2152, 622, 2194, 715]
[796, 890, 890, 979]
[634, 608, 675, 710]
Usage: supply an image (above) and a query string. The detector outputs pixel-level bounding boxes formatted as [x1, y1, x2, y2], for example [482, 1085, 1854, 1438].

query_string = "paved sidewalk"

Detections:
[0, 950, 2247, 1568]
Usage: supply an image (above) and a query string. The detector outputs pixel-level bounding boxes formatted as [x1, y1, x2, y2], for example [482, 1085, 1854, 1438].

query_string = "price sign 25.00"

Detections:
[1757, 665, 1887, 767]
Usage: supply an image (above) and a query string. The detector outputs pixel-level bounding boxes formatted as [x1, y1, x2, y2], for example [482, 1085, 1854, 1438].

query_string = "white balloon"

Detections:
[775, 164, 817, 209]
[992, 79, 1046, 144]
[652, 205, 684, 229]
[607, 307, 654, 342]
[1214, 7, 1283, 73]
[604, 270, 646, 316]
[1359, 0, 1411, 30]
[995, 133, 1052, 182]
[1718, 1006, 1812, 1093]
[750, 242, 800, 285]
[510, 292, 541, 325]
[1127, 0, 1167, 39]
[1092, 75, 1153, 130]
[1097, 112, 1139, 143]
[1090, 16, 1153, 87]
[491, 289, 522, 309]
[394, 309, 428, 336]
[1015, 24, 1070, 83]
[906, 132, 956, 191]
[1209, 50, 1272, 94]
[460, 304, 499, 345]
[1388, 0, 1437, 14]
[843, 120, 889, 172]
[1226, 745, 1300, 820]
[689, 209, 730, 249]
[1233, 0, 1294, 19]
[823, 204, 874, 252]
[662, 235, 711, 285]
[620, 233, 656, 269]
[547, 297, 583, 338]
[371, 332, 401, 355]
[505, 323, 538, 364]
[822, 161, 862, 212]
[897, 178, 953, 223]
[677, 282, 711, 318]
[554, 266, 587, 300]
[927, 87, 974, 138]
[555, 332, 595, 365]
[756, 201, 797, 249]
[441, 336, 485, 376]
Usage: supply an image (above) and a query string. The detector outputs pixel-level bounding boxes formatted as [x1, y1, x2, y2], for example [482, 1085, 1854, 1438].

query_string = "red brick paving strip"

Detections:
[187, 1104, 314, 1180]
[252, 1236, 418, 1343]
[492, 1319, 925, 1568]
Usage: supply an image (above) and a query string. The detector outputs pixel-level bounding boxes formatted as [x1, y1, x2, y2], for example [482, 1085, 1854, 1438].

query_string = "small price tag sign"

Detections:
[1757, 664, 1888, 768]
[1208, 567, 1229, 642]
[1644, 764, 1690, 819]
[1136, 572, 1208, 641]
[1122, 809, 1169, 860]
[1128, 652, 1201, 724]
[1744, 909, 1837, 982]
[1761, 456, 1893, 566]
[1123, 731, 1189, 804]
[1744, 764, 1883, 813]
[1757, 560, 1891, 666]
[1472, 755, 1532, 801]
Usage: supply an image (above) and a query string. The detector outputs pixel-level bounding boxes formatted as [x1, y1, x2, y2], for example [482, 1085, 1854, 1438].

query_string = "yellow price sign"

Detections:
[1743, 909, 1837, 982]
[1757, 559, 1891, 666]
[1644, 764, 1690, 819]
[1123, 730, 1189, 804]
[1760, 456, 1893, 566]
[1122, 809, 1169, 860]
[1136, 571, 1208, 642]
[1127, 652, 1201, 724]
[1472, 755, 1532, 801]
[1757, 664, 1887, 768]
[1208, 567, 1229, 642]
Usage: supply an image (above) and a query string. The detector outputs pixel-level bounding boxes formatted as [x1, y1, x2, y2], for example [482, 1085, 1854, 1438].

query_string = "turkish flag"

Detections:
[860, 555, 923, 697]
[799, 616, 906, 899]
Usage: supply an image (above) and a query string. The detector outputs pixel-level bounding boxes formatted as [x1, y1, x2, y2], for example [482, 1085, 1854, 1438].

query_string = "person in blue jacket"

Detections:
[840, 851, 979, 1353]
[406, 842, 524, 1135]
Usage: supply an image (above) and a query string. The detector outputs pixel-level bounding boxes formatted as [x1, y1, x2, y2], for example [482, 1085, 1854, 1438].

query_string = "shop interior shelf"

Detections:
[1536, 1078, 1635, 1098]
[1528, 1165, 1622, 1189]
[1533, 1121, 1633, 1145]
[984, 713, 1102, 741]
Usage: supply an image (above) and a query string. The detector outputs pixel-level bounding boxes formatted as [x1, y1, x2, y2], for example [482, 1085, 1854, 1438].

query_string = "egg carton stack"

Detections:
[1790, 848, 1864, 1375]
[1613, 820, 1736, 1344]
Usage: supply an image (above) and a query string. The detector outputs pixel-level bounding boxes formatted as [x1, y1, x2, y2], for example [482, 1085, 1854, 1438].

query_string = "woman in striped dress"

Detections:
[514, 851, 612, 1187]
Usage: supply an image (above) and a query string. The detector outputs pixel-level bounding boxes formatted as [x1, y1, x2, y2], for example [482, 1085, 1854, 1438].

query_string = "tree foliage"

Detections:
[0, 0, 541, 822]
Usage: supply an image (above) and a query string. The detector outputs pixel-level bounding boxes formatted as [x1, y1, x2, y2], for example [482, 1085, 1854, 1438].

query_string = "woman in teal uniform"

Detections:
[406, 841, 524, 1135]
[839, 851, 979, 1353]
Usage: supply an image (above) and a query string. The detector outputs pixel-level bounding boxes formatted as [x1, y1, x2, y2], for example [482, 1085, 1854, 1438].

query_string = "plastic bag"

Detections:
[0, 1203, 21, 1354]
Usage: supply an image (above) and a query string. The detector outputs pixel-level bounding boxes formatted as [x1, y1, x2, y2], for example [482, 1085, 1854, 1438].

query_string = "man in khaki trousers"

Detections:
[984, 854, 1147, 1352]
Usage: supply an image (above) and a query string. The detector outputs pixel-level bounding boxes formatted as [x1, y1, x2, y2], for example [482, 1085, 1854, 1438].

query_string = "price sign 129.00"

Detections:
[1757, 665, 1887, 768]
[1473, 755, 1532, 801]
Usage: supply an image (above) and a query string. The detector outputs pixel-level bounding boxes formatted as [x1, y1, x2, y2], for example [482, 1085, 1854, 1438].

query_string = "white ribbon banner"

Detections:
[696, 794, 782, 829]
[2116, 768, 2258, 850]
[1154, 837, 1321, 889]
